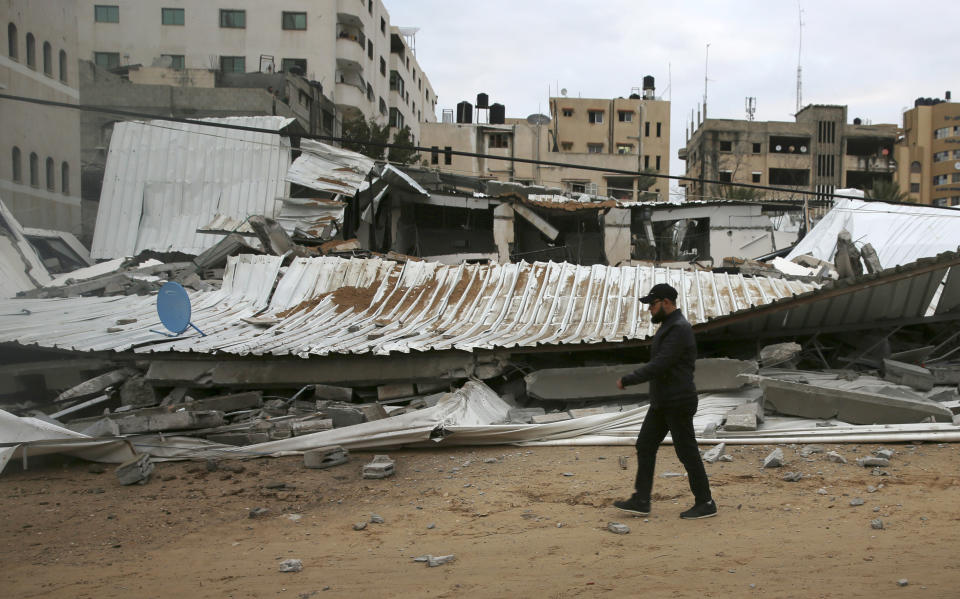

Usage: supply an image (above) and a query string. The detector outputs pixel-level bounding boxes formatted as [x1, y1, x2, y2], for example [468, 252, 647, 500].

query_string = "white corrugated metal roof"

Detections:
[91, 116, 295, 260]
[0, 199, 51, 298]
[0, 255, 817, 357]
[286, 139, 374, 195]
[787, 198, 960, 268]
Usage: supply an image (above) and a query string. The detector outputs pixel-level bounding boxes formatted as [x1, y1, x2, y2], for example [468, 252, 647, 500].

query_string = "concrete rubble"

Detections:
[362, 455, 396, 479]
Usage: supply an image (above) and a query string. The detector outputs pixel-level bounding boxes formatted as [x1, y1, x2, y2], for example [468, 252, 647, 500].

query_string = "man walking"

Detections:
[614, 283, 717, 520]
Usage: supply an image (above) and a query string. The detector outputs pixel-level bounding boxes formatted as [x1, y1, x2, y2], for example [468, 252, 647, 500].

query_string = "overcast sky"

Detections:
[388, 0, 956, 194]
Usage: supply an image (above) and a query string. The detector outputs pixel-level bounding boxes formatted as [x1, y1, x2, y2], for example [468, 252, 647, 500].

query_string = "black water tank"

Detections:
[476, 93, 489, 109]
[643, 75, 655, 91]
[489, 103, 505, 124]
[456, 101, 473, 124]
[853, 117, 862, 125]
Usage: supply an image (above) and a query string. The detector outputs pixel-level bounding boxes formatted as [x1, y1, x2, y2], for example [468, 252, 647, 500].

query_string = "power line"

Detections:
[0, 91, 879, 202]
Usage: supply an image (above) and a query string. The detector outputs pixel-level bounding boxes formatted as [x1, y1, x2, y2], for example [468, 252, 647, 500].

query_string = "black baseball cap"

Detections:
[639, 283, 678, 304]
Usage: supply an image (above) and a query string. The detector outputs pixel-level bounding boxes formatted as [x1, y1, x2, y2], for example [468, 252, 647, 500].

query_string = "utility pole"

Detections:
[796, 2, 804, 114]
[703, 43, 710, 120]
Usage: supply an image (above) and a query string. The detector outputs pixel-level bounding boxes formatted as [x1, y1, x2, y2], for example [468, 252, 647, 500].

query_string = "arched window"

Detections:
[7, 23, 17, 59]
[910, 161, 922, 174]
[29, 152, 39, 186]
[59, 49, 67, 82]
[61, 162, 70, 194]
[45, 157, 55, 190]
[42, 41, 51, 75]
[25, 32, 34, 68]
[11, 147, 21, 182]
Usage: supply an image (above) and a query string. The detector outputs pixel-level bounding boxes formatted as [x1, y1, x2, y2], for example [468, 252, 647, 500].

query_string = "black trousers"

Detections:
[633, 401, 712, 505]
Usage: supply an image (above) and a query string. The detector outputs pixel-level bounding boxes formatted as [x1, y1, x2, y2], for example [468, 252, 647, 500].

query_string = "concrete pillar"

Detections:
[602, 207, 631, 266]
[493, 203, 514, 263]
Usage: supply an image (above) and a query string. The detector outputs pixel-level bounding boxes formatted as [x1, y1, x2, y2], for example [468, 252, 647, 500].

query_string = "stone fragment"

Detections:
[187, 391, 262, 412]
[883, 359, 934, 392]
[763, 448, 784, 468]
[428, 554, 455, 567]
[660, 472, 684, 478]
[377, 383, 415, 401]
[115, 453, 153, 485]
[607, 522, 630, 534]
[857, 457, 891, 468]
[897, 579, 908, 587]
[850, 498, 865, 506]
[483, 458, 498, 464]
[362, 455, 396, 479]
[871, 519, 884, 530]
[321, 404, 365, 428]
[279, 559, 303, 572]
[312, 383, 354, 402]
[370, 514, 384, 524]
[718, 455, 734, 462]
[426, 523, 435, 529]
[702, 443, 726, 464]
[867, 485, 877, 493]
[353, 522, 367, 531]
[249, 507, 271, 519]
[782, 471, 802, 482]
[817, 488, 828, 495]
[826, 451, 848, 464]
[507, 407, 546, 424]
[759, 342, 802, 368]
[798, 444, 825, 458]
[618, 456, 629, 469]
[723, 412, 757, 431]
[119, 375, 158, 408]
[304, 446, 349, 469]
[874, 448, 894, 459]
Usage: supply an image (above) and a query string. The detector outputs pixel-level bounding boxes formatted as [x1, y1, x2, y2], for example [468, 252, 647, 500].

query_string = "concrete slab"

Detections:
[507, 407, 545, 424]
[119, 375, 158, 408]
[723, 413, 757, 431]
[378, 383, 416, 401]
[883, 359, 934, 392]
[759, 342, 801, 368]
[304, 446, 349, 469]
[362, 455, 395, 479]
[186, 391, 263, 413]
[928, 365, 960, 386]
[116, 454, 153, 485]
[524, 359, 758, 402]
[206, 432, 270, 446]
[761, 378, 953, 424]
[68, 407, 224, 434]
[312, 383, 354, 402]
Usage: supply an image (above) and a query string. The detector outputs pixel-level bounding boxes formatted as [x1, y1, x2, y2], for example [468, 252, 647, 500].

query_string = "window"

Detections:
[61, 162, 69, 194]
[282, 12, 306, 30]
[95, 5, 119, 23]
[42, 41, 51, 75]
[751, 172, 762, 183]
[644, 155, 650, 169]
[367, 39, 373, 59]
[25, 32, 34, 68]
[380, 56, 386, 76]
[161, 8, 184, 25]
[719, 171, 732, 183]
[655, 155, 661, 171]
[934, 127, 951, 139]
[430, 146, 439, 165]
[389, 70, 404, 94]
[719, 140, 732, 152]
[587, 143, 603, 154]
[444, 146, 452, 165]
[29, 152, 38, 187]
[219, 9, 245, 28]
[379, 97, 387, 115]
[910, 161, 922, 173]
[162, 54, 184, 69]
[955, 150, 960, 159]
[616, 144, 633, 154]
[219, 56, 245, 73]
[752, 142, 761, 154]
[587, 110, 603, 124]
[94, 51, 120, 69]
[59, 49, 67, 82]
[933, 174, 949, 186]
[368, 0, 373, 14]
[366, 82, 373, 101]
[562, 108, 573, 117]
[11, 147, 21, 182]
[561, 142, 573, 151]
[389, 107, 405, 128]
[8, 23, 17, 59]
[644, 121, 650, 136]
[569, 181, 587, 194]
[910, 183, 920, 193]
[934, 151, 949, 162]
[297, 89, 312, 107]
[381, 17, 386, 34]
[953, 173, 960, 183]
[489, 133, 509, 149]
[618, 111, 632, 122]
[44, 157, 54, 190]
[281, 58, 306, 74]
[656, 122, 662, 137]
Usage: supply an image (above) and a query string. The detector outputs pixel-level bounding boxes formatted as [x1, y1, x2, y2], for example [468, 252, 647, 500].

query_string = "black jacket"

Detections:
[621, 309, 697, 406]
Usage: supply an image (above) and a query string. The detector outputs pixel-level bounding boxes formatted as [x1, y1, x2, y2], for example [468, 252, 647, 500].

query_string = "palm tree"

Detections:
[865, 180, 909, 203]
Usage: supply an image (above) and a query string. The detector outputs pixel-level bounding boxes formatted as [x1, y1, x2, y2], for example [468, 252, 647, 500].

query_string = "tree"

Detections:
[386, 125, 419, 165]
[722, 185, 764, 201]
[636, 168, 658, 197]
[341, 115, 389, 161]
[866, 179, 909, 203]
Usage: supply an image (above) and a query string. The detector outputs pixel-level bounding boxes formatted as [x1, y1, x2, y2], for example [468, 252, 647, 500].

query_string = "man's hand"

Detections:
[616, 378, 625, 390]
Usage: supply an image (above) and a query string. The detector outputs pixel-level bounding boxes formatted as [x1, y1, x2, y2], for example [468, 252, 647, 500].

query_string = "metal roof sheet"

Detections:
[0, 255, 817, 357]
[90, 116, 295, 260]
[0, 199, 51, 298]
[787, 199, 960, 268]
[286, 139, 374, 195]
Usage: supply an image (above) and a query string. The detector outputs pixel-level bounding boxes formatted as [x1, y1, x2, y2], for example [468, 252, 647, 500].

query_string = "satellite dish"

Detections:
[527, 113, 551, 125]
[560, 88, 567, 97]
[775, 144, 783, 151]
[150, 281, 206, 337]
[800, 145, 807, 153]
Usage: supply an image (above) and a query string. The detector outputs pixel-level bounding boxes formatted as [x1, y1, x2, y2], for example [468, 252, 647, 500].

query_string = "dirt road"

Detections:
[3, 442, 959, 598]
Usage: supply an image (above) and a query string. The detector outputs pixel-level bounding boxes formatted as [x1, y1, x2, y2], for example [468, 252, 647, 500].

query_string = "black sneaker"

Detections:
[680, 500, 717, 520]
[613, 497, 650, 516]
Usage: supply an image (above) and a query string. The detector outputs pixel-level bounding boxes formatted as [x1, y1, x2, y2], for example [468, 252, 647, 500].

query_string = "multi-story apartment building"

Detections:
[420, 78, 671, 201]
[895, 95, 960, 207]
[75, 1, 437, 141]
[680, 105, 898, 205]
[2, 1, 82, 234]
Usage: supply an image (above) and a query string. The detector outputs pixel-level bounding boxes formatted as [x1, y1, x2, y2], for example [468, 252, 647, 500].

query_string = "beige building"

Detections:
[74, 1, 437, 141]
[420, 79, 670, 201]
[895, 95, 960, 207]
[2, 0, 82, 234]
[680, 105, 898, 206]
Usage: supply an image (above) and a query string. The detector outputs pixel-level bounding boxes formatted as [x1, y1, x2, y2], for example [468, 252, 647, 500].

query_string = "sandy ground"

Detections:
[2, 442, 960, 598]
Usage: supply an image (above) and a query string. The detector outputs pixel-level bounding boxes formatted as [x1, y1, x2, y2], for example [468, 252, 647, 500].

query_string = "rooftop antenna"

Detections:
[746, 96, 756, 121]
[703, 43, 710, 120]
[796, 1, 804, 114]
[663, 62, 672, 101]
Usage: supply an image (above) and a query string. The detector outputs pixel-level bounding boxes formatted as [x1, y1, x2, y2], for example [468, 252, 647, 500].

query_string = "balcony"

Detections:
[336, 34, 365, 69]
[335, 69, 368, 112]
[844, 155, 896, 173]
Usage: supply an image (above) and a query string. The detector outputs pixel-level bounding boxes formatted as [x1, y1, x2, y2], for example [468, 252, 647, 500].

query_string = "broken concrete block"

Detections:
[857, 457, 891, 468]
[507, 407, 545, 424]
[531, 412, 573, 424]
[115, 454, 153, 485]
[362, 455, 395, 479]
[311, 383, 353, 402]
[78, 417, 120, 438]
[304, 446, 349, 469]
[279, 559, 303, 572]
[782, 471, 803, 482]
[426, 555, 455, 567]
[290, 418, 334, 435]
[357, 404, 388, 422]
[702, 443, 726, 463]
[826, 451, 847, 464]
[322, 404, 365, 428]
[723, 413, 757, 431]
[567, 407, 612, 419]
[56, 367, 138, 403]
[798, 444, 825, 458]
[415, 380, 449, 395]
[874, 448, 894, 459]
[883, 359, 934, 392]
[861, 243, 882, 274]
[763, 448, 784, 468]
[187, 391, 263, 413]
[928, 365, 960, 386]
[377, 383, 415, 401]
[69, 407, 224, 435]
[759, 342, 802, 368]
[760, 378, 953, 424]
[159, 387, 189, 407]
[206, 432, 270, 446]
[119, 375, 158, 408]
[607, 522, 630, 534]
[939, 399, 960, 415]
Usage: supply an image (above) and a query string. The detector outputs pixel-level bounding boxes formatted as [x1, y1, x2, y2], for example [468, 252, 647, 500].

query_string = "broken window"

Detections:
[933, 174, 948, 186]
[605, 177, 634, 200]
[752, 142, 761, 154]
[655, 155, 661, 171]
[645, 121, 650, 137]
[934, 151, 950, 162]
[719, 140, 732, 152]
[588, 110, 603, 124]
[769, 168, 810, 186]
[444, 146, 452, 165]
